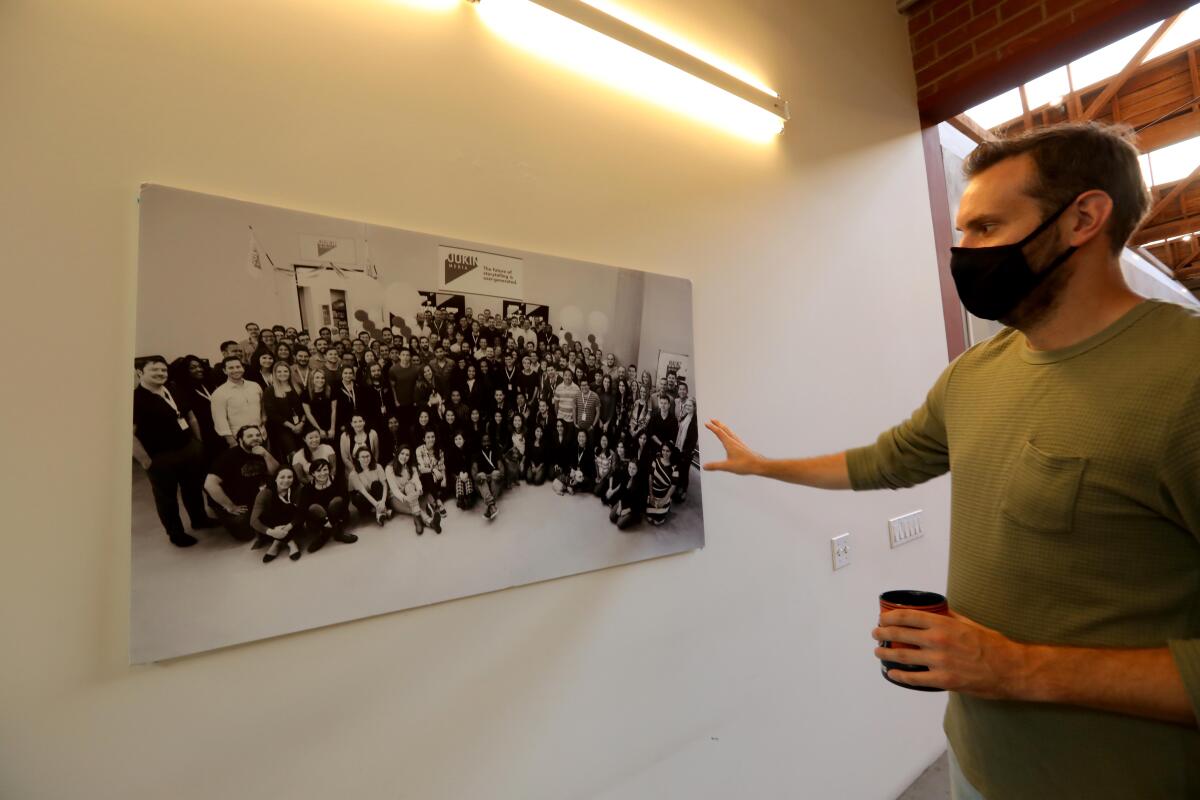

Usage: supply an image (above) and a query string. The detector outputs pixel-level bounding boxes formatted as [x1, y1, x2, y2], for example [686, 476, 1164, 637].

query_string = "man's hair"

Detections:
[963, 122, 1149, 256]
[272, 325, 285, 333]
[220, 340, 238, 352]
[245, 322, 258, 331]
[139, 355, 169, 369]
[236, 424, 260, 443]
[222, 355, 243, 369]
[295, 346, 310, 356]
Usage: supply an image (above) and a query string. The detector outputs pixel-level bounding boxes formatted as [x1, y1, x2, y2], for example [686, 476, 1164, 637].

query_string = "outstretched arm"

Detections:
[703, 420, 851, 490]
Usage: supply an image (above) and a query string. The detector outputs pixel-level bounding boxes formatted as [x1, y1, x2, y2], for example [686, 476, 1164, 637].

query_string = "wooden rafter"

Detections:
[1018, 84, 1034, 131]
[1135, 162, 1200, 235]
[947, 114, 997, 144]
[1082, 14, 1182, 121]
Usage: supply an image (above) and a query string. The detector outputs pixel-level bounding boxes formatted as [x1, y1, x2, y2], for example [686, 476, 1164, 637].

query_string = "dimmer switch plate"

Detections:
[888, 511, 924, 548]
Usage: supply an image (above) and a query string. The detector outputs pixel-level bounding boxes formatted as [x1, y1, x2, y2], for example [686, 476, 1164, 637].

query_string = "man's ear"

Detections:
[1068, 190, 1114, 249]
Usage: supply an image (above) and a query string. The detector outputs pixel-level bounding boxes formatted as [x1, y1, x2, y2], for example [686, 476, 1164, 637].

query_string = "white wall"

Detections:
[1, 1, 953, 798]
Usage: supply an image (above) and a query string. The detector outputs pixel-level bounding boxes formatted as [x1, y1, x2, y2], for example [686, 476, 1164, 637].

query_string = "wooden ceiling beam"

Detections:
[1136, 162, 1200, 234]
[1131, 214, 1200, 244]
[947, 114, 998, 144]
[1083, 14, 1183, 121]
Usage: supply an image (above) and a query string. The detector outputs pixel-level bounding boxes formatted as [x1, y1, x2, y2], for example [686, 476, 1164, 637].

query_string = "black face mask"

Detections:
[950, 200, 1077, 321]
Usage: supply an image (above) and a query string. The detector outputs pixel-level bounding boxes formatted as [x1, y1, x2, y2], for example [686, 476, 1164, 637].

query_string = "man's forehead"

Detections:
[956, 153, 1039, 229]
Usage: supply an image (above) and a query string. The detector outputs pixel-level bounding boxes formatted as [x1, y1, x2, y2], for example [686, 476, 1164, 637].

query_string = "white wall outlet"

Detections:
[888, 510, 924, 549]
[831, 532, 851, 571]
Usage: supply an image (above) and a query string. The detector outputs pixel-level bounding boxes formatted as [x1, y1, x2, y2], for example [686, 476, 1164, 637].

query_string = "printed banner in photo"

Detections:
[419, 291, 466, 315]
[438, 245, 523, 298]
[300, 234, 357, 264]
[656, 350, 690, 383]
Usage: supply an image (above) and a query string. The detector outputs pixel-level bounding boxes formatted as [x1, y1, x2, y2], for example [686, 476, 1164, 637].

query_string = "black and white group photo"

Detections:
[131, 185, 704, 662]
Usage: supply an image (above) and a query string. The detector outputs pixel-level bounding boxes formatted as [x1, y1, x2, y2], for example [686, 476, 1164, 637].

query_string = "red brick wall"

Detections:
[906, 0, 1192, 123]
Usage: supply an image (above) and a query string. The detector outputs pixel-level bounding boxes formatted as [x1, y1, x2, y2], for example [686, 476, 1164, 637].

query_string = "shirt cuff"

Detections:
[845, 445, 884, 491]
[1168, 639, 1200, 725]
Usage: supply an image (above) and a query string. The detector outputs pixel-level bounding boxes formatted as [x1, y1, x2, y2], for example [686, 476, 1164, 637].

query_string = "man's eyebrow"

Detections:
[957, 214, 1003, 231]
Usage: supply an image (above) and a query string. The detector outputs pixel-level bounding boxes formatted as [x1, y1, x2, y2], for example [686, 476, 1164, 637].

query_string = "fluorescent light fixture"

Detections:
[472, 0, 789, 142]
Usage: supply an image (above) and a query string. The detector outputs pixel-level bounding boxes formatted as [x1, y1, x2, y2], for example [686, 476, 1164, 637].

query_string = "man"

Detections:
[362, 362, 396, 433]
[430, 309, 450, 341]
[673, 397, 698, 503]
[351, 339, 367, 365]
[645, 394, 677, 454]
[132, 356, 216, 547]
[575, 378, 600, 442]
[445, 388, 470, 424]
[219, 339, 243, 363]
[388, 347, 421, 430]
[431, 345, 455, 390]
[603, 352, 621, 381]
[665, 372, 679, 398]
[313, 336, 329, 359]
[318, 325, 332, 341]
[553, 370, 582, 439]
[297, 330, 311, 349]
[204, 424, 279, 543]
[706, 123, 1200, 798]
[319, 349, 342, 388]
[499, 353, 521, 398]
[290, 347, 314, 395]
[673, 381, 691, 421]
[237, 322, 260, 360]
[209, 356, 264, 448]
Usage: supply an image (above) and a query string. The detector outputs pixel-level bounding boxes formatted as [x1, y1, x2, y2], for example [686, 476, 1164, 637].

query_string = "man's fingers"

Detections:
[703, 460, 731, 472]
[874, 626, 930, 647]
[886, 669, 944, 689]
[879, 609, 942, 629]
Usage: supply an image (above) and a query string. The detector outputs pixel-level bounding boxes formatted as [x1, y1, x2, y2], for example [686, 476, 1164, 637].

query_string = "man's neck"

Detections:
[141, 379, 166, 393]
[1020, 261, 1144, 351]
[229, 377, 244, 386]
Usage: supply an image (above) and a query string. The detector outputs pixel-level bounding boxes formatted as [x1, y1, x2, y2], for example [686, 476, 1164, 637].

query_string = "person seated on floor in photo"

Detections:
[549, 417, 572, 487]
[532, 397, 555, 436]
[250, 466, 304, 563]
[608, 458, 648, 530]
[504, 413, 527, 488]
[410, 408, 437, 452]
[631, 429, 652, 469]
[339, 413, 379, 475]
[489, 408, 513, 457]
[598, 440, 628, 506]
[439, 408, 461, 452]
[210, 355, 265, 448]
[379, 414, 405, 465]
[673, 397, 698, 504]
[264, 361, 305, 461]
[302, 367, 338, 444]
[292, 426, 337, 486]
[445, 432, 477, 513]
[525, 424, 549, 486]
[415, 428, 449, 521]
[300, 456, 355, 551]
[591, 432, 616, 499]
[204, 424, 279, 543]
[133, 355, 218, 548]
[555, 428, 595, 496]
[386, 445, 437, 535]
[645, 443, 680, 527]
[473, 432, 504, 522]
[513, 389, 532, 426]
[349, 445, 391, 527]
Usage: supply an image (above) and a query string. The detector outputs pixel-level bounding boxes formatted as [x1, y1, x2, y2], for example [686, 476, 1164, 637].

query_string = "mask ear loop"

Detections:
[1017, 197, 1078, 249]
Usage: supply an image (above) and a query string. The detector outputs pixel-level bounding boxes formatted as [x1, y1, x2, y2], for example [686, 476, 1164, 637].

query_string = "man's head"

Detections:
[314, 337, 329, 354]
[399, 348, 412, 366]
[222, 355, 245, 381]
[958, 123, 1149, 325]
[220, 340, 241, 359]
[295, 347, 310, 366]
[139, 355, 169, 387]
[260, 329, 276, 347]
[236, 424, 263, 450]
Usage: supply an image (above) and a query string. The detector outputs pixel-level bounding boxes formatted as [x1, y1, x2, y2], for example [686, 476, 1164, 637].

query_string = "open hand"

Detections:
[703, 419, 763, 475]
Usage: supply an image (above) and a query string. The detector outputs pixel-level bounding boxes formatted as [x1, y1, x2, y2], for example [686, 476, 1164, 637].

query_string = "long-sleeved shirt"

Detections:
[209, 379, 264, 438]
[845, 300, 1200, 799]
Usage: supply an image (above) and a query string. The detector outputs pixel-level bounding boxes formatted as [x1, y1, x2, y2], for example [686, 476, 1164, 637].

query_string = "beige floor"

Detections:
[896, 751, 950, 800]
[130, 464, 704, 663]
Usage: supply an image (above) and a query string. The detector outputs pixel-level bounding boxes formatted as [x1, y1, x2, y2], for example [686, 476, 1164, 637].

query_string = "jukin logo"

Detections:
[444, 252, 479, 284]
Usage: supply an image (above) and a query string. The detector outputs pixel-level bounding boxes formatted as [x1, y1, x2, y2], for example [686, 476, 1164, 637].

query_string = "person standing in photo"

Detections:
[628, 384, 652, 444]
[673, 398, 698, 504]
[210, 356, 265, 448]
[263, 361, 305, 461]
[336, 365, 362, 435]
[646, 394, 679, 453]
[204, 424, 279, 543]
[705, 123, 1200, 798]
[289, 347, 314, 395]
[133, 356, 217, 547]
[301, 368, 338, 444]
[554, 370, 582, 442]
[250, 466, 304, 562]
[300, 458, 356, 552]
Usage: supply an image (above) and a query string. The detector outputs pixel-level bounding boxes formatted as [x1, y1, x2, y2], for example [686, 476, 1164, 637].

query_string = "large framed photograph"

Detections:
[131, 185, 703, 662]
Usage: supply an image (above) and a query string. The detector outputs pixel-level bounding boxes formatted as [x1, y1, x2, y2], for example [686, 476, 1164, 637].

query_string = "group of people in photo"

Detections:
[133, 305, 699, 562]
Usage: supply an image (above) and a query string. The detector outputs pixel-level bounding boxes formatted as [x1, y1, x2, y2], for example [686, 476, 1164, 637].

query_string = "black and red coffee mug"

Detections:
[878, 590, 949, 693]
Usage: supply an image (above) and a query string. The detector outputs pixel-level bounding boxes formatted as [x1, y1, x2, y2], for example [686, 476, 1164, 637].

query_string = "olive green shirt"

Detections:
[846, 300, 1200, 799]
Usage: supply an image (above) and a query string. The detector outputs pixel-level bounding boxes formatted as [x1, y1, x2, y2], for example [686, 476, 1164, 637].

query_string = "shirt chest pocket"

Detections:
[1000, 441, 1087, 534]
